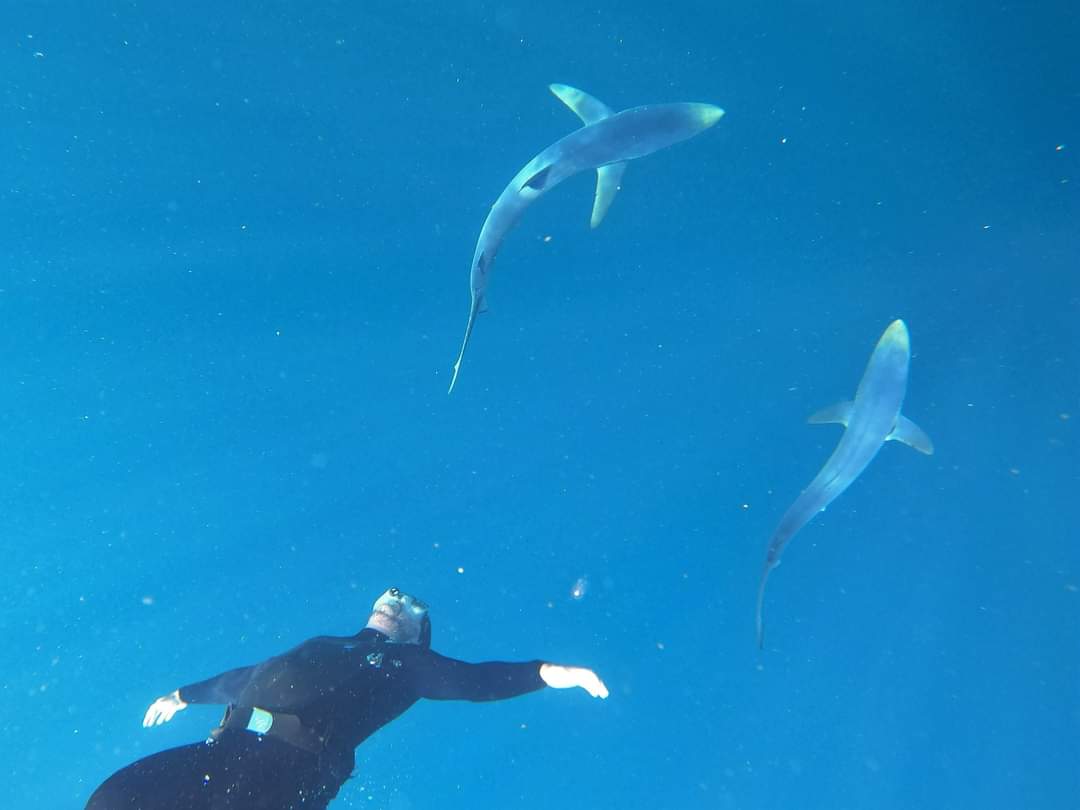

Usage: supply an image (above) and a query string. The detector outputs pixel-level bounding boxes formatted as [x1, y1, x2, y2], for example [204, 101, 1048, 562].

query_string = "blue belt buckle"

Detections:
[246, 707, 274, 735]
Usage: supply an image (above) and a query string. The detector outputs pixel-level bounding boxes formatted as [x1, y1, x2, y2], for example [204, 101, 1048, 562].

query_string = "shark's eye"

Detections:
[388, 587, 400, 598]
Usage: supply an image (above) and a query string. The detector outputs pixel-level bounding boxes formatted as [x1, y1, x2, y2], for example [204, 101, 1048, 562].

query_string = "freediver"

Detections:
[85, 587, 608, 809]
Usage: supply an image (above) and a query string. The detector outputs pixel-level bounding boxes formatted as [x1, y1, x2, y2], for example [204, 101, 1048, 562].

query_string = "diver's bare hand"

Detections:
[539, 664, 609, 699]
[143, 690, 188, 727]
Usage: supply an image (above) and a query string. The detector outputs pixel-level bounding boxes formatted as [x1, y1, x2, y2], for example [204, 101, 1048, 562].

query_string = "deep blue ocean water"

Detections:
[2, 2, 1077, 808]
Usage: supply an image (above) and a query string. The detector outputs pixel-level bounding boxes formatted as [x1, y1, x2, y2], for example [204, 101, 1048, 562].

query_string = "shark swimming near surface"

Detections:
[447, 84, 725, 393]
[755, 319, 934, 648]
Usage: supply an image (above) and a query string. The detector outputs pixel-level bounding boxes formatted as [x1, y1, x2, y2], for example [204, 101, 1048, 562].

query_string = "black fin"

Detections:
[522, 166, 551, 191]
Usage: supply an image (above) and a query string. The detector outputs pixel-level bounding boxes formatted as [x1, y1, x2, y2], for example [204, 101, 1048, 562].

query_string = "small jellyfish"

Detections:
[570, 576, 588, 601]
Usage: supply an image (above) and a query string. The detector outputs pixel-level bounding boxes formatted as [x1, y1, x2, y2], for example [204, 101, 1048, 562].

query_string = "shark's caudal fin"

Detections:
[448, 296, 482, 394]
[887, 414, 934, 454]
[549, 83, 627, 229]
[755, 560, 780, 650]
[755, 570, 767, 650]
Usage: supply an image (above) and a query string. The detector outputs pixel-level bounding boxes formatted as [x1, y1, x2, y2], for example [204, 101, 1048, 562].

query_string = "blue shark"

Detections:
[756, 319, 934, 648]
[447, 84, 724, 393]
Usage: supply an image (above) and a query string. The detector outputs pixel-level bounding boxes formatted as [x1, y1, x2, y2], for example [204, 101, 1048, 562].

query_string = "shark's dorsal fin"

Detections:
[549, 83, 613, 124]
[887, 414, 934, 455]
[548, 84, 625, 228]
[807, 400, 854, 427]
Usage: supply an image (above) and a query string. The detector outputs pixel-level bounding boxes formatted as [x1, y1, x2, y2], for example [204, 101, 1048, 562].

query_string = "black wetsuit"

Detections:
[85, 628, 545, 809]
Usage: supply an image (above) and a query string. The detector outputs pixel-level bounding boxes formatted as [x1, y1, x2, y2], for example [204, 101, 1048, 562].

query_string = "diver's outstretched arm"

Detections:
[142, 690, 188, 727]
[539, 664, 609, 699]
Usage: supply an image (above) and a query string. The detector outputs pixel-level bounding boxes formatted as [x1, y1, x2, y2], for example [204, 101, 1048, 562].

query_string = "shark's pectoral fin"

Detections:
[887, 414, 934, 455]
[549, 84, 613, 125]
[548, 83, 625, 226]
[590, 162, 627, 228]
[807, 401, 854, 427]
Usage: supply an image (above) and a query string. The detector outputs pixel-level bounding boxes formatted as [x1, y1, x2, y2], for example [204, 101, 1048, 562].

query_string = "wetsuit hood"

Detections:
[365, 587, 431, 648]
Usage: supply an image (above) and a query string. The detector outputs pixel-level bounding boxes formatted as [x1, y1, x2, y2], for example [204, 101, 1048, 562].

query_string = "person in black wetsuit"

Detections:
[85, 587, 608, 809]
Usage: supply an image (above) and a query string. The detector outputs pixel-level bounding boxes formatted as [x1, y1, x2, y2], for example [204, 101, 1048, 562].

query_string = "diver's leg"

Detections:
[86, 733, 342, 810]
[85, 739, 212, 809]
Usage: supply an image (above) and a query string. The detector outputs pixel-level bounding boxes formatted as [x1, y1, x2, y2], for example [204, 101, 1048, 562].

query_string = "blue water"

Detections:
[3, 2, 1077, 808]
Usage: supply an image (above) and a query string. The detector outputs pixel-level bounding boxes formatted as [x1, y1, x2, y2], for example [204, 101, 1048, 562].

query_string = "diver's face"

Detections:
[366, 587, 428, 643]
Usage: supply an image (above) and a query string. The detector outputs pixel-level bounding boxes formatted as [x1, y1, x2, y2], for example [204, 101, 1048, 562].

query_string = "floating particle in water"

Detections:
[570, 576, 588, 600]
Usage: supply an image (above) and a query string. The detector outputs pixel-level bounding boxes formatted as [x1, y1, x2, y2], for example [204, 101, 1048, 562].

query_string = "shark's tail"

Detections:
[448, 297, 480, 394]
[755, 561, 776, 650]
